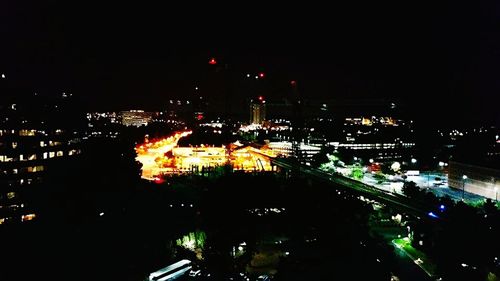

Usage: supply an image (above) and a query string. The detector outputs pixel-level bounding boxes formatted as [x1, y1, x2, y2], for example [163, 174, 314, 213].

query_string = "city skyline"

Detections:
[1, 2, 499, 126]
[1, 3, 499, 281]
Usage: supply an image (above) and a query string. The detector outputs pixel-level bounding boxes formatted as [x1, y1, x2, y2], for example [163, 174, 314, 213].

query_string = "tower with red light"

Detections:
[250, 95, 266, 125]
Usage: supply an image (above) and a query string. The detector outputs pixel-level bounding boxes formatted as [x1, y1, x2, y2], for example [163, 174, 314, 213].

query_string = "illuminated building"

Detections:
[267, 141, 321, 164]
[339, 116, 415, 162]
[250, 96, 266, 125]
[172, 146, 227, 170]
[0, 89, 83, 224]
[119, 110, 153, 127]
[344, 116, 401, 127]
[449, 161, 500, 200]
[135, 131, 275, 180]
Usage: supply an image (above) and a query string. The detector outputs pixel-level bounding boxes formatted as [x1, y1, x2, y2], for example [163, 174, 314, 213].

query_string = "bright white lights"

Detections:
[1, 74, 5, 79]
[462, 175, 468, 180]
[391, 162, 401, 172]
[411, 158, 417, 164]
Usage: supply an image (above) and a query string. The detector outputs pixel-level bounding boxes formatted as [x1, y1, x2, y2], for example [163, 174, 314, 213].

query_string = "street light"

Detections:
[462, 175, 468, 201]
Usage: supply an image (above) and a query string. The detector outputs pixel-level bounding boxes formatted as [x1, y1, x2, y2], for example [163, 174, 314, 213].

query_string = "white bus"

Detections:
[148, 259, 192, 281]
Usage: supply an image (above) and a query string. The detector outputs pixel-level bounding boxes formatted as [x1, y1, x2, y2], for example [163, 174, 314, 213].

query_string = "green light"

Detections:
[176, 230, 206, 251]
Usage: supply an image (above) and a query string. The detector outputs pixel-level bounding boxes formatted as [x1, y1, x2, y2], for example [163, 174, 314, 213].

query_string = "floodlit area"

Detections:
[135, 131, 193, 179]
[135, 131, 277, 180]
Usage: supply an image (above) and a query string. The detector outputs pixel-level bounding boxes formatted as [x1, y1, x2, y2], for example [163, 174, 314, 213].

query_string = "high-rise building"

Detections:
[0, 89, 84, 224]
[250, 96, 266, 125]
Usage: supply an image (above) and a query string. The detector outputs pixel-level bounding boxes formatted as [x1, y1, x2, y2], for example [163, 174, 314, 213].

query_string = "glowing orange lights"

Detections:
[135, 131, 275, 181]
[135, 131, 192, 180]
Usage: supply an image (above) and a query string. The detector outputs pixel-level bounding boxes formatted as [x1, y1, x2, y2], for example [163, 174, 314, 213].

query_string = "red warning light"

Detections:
[258, 96, 264, 101]
[290, 80, 297, 86]
[209, 58, 217, 65]
[259, 72, 265, 78]
[153, 177, 165, 184]
[196, 113, 204, 120]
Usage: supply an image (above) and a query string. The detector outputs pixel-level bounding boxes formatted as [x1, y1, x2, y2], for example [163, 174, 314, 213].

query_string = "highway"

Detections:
[272, 158, 433, 217]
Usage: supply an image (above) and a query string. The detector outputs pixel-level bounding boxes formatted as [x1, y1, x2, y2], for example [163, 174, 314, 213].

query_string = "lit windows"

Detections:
[21, 213, 36, 222]
[49, 152, 55, 158]
[19, 129, 35, 136]
[6, 192, 16, 199]
[27, 166, 44, 173]
[49, 141, 62, 146]
[56, 151, 63, 157]
[11, 142, 18, 149]
[68, 149, 81, 156]
[43, 152, 48, 159]
[40, 141, 45, 147]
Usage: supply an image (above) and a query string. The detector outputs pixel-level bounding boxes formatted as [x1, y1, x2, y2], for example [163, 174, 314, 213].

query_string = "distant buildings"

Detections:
[334, 116, 415, 162]
[344, 116, 401, 126]
[449, 161, 500, 200]
[267, 141, 321, 163]
[250, 97, 266, 125]
[119, 110, 153, 127]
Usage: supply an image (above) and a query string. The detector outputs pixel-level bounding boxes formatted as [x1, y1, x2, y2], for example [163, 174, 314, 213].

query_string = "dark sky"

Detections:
[1, 2, 499, 126]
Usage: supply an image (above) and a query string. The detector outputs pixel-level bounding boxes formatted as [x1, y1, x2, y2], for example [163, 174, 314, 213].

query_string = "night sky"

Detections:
[1, 2, 499, 126]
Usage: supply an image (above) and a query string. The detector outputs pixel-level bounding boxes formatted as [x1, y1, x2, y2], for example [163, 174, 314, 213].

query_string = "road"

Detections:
[392, 243, 433, 281]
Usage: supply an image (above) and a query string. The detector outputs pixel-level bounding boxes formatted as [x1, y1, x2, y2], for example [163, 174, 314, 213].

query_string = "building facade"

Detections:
[250, 97, 266, 125]
[0, 93, 83, 224]
[449, 161, 500, 200]
[119, 110, 153, 127]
